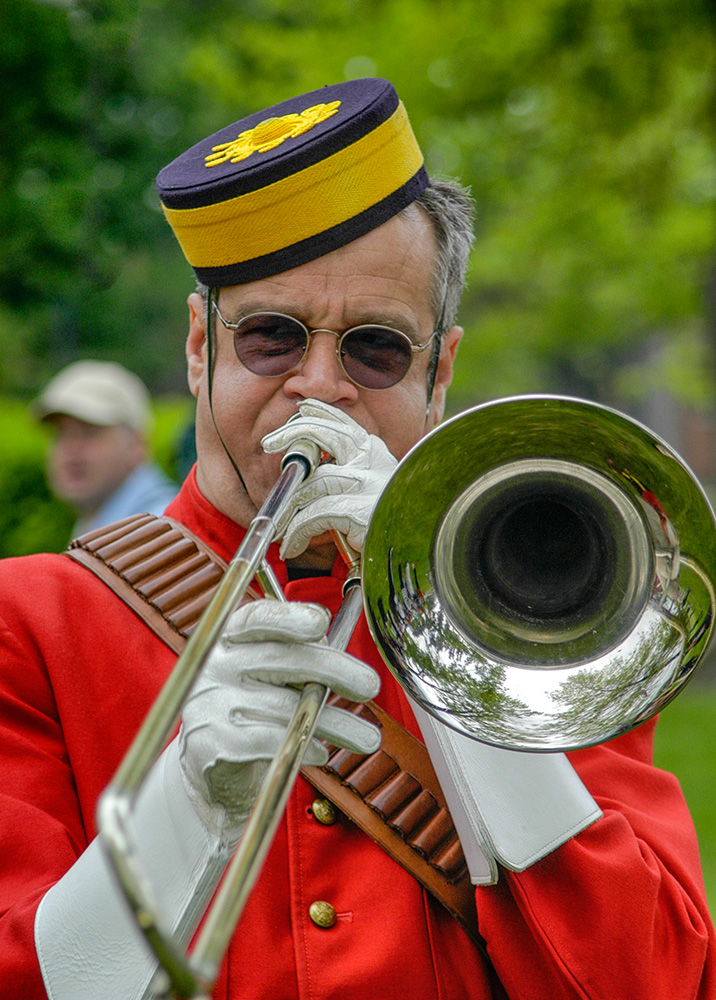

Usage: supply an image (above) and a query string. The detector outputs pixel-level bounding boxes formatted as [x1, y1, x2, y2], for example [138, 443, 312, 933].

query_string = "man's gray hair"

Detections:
[412, 179, 475, 333]
[196, 178, 475, 333]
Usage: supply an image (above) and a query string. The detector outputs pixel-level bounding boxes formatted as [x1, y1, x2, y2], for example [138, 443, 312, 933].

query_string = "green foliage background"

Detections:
[654, 687, 716, 917]
[1, 0, 714, 411]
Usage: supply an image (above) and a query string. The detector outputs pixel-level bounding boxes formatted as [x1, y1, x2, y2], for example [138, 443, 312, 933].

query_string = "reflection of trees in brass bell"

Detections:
[549, 617, 683, 741]
[375, 554, 531, 736]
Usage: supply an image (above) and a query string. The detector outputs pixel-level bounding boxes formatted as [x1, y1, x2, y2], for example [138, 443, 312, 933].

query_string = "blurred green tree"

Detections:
[0, 0, 714, 415]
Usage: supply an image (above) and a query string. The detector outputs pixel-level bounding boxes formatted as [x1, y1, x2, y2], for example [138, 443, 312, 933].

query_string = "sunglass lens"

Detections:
[342, 327, 413, 389]
[233, 314, 307, 376]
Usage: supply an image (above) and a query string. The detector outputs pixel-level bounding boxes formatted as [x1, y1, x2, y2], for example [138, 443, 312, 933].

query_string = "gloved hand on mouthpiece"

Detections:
[179, 597, 381, 841]
[261, 399, 398, 559]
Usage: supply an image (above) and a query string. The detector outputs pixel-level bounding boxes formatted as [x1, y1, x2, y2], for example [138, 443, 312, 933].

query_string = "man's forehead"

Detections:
[217, 213, 437, 331]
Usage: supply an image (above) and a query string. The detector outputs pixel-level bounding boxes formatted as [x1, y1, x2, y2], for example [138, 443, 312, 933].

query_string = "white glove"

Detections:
[36, 740, 231, 1000]
[179, 598, 381, 840]
[261, 399, 398, 559]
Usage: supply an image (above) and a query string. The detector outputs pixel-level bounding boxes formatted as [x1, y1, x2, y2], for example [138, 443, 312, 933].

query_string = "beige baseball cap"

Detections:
[32, 361, 152, 434]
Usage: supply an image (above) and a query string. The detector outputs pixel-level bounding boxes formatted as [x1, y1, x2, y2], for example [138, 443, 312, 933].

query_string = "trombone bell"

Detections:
[362, 395, 716, 751]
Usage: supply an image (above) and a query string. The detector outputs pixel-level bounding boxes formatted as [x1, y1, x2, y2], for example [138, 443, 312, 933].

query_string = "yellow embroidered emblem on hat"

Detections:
[205, 101, 342, 167]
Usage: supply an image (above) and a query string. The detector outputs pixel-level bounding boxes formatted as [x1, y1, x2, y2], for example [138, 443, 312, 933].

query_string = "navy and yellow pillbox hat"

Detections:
[157, 78, 428, 287]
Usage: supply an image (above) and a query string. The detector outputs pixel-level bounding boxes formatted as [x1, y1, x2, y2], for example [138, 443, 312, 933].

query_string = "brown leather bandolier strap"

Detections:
[302, 699, 482, 945]
[66, 513, 230, 648]
[65, 513, 484, 949]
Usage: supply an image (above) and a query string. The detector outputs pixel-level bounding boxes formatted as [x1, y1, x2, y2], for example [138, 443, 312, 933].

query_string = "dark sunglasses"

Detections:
[212, 302, 438, 390]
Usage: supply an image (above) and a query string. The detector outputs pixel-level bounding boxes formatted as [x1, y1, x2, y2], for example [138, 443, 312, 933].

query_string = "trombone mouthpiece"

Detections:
[280, 438, 322, 476]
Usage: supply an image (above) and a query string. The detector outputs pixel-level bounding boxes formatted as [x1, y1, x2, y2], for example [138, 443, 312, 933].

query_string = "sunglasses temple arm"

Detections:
[425, 291, 448, 420]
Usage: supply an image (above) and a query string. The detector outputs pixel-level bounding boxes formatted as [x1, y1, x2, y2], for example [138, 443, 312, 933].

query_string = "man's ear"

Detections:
[426, 325, 462, 430]
[186, 292, 208, 399]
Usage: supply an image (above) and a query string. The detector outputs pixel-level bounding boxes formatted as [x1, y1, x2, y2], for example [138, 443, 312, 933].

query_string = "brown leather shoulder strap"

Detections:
[65, 514, 483, 949]
[66, 513, 229, 653]
[302, 699, 482, 944]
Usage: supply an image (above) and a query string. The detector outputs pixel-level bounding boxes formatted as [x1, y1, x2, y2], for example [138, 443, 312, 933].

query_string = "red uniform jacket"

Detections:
[0, 470, 713, 998]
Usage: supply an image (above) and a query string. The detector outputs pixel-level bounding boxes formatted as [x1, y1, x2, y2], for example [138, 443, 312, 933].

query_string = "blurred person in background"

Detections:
[33, 360, 178, 536]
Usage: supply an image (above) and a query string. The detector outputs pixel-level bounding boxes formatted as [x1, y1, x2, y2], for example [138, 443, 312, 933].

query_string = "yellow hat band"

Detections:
[161, 101, 423, 277]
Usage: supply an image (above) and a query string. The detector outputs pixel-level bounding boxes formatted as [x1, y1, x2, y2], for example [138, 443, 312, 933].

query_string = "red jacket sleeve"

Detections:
[475, 719, 715, 999]
[0, 555, 175, 999]
[0, 612, 85, 996]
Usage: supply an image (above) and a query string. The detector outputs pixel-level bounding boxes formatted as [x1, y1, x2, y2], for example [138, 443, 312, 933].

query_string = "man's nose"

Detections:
[282, 330, 359, 403]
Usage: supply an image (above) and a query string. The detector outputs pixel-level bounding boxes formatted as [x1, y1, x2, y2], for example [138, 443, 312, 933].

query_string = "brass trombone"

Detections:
[97, 395, 716, 998]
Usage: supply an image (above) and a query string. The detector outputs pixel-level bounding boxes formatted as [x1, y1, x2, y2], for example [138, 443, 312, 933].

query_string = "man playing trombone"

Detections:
[0, 78, 714, 999]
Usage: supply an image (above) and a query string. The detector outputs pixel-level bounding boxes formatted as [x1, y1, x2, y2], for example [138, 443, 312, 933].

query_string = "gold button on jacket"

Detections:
[309, 901, 337, 928]
[311, 797, 337, 825]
